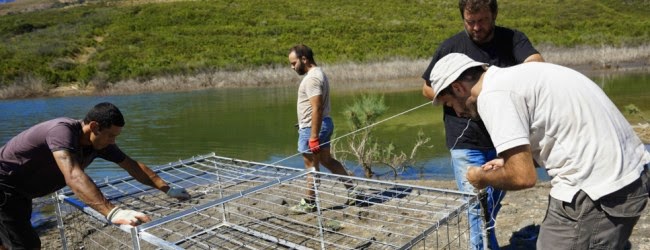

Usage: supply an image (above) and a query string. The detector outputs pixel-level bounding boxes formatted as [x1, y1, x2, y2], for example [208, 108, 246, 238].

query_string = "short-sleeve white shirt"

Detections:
[478, 62, 650, 202]
[297, 67, 331, 129]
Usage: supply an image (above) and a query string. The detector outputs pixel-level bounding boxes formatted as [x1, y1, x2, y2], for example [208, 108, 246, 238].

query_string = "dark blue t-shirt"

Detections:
[422, 26, 539, 150]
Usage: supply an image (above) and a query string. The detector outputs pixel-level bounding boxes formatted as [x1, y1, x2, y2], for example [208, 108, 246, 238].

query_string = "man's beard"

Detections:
[468, 21, 495, 44]
[467, 102, 481, 121]
[295, 62, 307, 75]
[462, 96, 481, 121]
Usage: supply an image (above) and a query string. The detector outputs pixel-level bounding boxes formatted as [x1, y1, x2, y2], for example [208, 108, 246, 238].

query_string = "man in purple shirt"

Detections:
[0, 102, 190, 249]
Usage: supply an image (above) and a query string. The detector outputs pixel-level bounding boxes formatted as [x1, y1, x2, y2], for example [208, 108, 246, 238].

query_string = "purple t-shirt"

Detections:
[0, 118, 126, 198]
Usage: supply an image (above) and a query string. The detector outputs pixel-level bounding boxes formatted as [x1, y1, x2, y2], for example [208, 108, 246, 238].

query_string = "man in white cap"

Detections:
[421, 1, 543, 248]
[428, 53, 650, 249]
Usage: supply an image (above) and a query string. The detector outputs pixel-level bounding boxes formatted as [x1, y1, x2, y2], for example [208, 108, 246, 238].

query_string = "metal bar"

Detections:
[58, 195, 109, 223]
[172, 223, 226, 248]
[59, 194, 183, 249]
[227, 223, 314, 250]
[130, 226, 141, 250]
[53, 192, 68, 250]
[140, 171, 309, 231]
[97, 167, 212, 201]
[211, 155, 304, 172]
[60, 153, 215, 196]
[396, 195, 477, 250]
[138, 231, 184, 250]
[215, 164, 228, 223]
[310, 171, 326, 250]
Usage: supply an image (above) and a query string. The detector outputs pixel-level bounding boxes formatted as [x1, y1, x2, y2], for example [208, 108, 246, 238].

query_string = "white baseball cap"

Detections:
[429, 53, 487, 103]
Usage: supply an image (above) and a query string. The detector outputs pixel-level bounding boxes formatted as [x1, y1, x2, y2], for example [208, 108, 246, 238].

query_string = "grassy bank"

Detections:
[0, 0, 649, 98]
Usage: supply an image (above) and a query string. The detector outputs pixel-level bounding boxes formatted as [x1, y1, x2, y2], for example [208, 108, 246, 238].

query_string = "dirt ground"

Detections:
[35, 179, 650, 249]
[402, 180, 650, 250]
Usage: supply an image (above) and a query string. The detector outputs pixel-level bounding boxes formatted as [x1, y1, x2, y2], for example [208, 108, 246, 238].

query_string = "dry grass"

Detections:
[1, 44, 649, 98]
[0, 75, 50, 99]
[540, 44, 650, 70]
[633, 123, 650, 144]
[0, 0, 57, 15]
[97, 59, 429, 95]
[0, 0, 196, 15]
[92, 44, 650, 96]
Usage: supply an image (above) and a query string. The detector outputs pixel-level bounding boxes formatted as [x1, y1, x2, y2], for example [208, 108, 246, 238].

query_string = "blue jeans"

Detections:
[451, 149, 504, 250]
[297, 117, 333, 154]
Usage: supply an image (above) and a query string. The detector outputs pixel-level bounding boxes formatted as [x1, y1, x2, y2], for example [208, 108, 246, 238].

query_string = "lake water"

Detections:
[1, 72, 649, 182]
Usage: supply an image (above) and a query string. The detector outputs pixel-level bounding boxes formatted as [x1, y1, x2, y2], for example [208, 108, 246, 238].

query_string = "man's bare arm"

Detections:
[118, 156, 170, 193]
[53, 150, 114, 216]
[309, 95, 324, 139]
[524, 53, 544, 63]
[467, 145, 537, 190]
[422, 81, 434, 100]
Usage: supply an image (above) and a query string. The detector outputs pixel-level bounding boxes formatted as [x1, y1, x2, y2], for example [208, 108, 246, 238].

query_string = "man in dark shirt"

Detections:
[0, 102, 190, 249]
[421, 0, 543, 249]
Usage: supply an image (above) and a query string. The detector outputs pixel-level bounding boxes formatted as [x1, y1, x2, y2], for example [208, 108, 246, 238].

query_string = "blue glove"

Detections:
[166, 187, 190, 200]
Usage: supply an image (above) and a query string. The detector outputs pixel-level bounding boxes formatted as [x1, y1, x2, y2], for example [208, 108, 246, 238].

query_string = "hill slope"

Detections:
[0, 0, 649, 89]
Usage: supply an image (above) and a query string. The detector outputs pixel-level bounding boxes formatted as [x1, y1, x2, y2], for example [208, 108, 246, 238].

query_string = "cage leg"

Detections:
[130, 226, 141, 249]
[53, 191, 68, 250]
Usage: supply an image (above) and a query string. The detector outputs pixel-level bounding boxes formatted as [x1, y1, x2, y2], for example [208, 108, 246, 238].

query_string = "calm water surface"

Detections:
[1, 72, 649, 181]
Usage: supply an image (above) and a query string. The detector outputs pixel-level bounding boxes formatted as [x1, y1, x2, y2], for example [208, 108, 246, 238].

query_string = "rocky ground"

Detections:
[403, 180, 650, 250]
[35, 179, 650, 249]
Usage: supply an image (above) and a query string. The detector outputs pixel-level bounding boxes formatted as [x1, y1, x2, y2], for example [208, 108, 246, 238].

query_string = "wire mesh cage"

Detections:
[51, 153, 480, 249]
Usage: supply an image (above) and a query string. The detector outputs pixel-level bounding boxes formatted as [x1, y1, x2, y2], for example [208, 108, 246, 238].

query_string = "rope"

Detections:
[271, 101, 433, 165]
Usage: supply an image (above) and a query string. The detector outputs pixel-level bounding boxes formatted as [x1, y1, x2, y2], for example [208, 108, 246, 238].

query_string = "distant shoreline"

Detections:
[1, 44, 649, 100]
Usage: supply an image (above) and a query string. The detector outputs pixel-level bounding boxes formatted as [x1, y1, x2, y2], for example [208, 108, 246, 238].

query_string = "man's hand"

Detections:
[167, 187, 190, 200]
[308, 138, 320, 154]
[107, 207, 150, 226]
[466, 166, 487, 190]
[481, 158, 504, 171]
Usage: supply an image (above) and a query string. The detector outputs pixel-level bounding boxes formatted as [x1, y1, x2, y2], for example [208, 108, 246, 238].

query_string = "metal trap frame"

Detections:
[52, 153, 480, 249]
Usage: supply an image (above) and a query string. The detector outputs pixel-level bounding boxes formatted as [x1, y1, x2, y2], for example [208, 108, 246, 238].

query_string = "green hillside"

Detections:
[0, 0, 648, 87]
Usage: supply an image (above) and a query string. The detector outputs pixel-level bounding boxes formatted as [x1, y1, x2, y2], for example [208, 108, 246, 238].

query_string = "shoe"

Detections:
[289, 199, 316, 214]
[346, 186, 363, 206]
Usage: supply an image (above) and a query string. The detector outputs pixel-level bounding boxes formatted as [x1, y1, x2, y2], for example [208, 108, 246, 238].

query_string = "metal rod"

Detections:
[228, 223, 314, 250]
[140, 171, 309, 231]
[53, 192, 68, 250]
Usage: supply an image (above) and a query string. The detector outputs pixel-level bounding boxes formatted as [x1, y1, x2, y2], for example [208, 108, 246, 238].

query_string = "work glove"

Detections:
[308, 138, 320, 154]
[166, 187, 191, 200]
[106, 207, 150, 226]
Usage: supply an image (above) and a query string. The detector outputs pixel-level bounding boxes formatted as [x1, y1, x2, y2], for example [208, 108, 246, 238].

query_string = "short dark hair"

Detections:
[83, 102, 125, 129]
[289, 44, 317, 65]
[437, 85, 456, 97]
[457, 65, 486, 84]
[438, 66, 486, 97]
[459, 0, 498, 18]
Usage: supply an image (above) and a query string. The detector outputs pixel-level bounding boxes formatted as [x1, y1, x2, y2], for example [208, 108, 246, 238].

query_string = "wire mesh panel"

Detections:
[54, 153, 478, 249]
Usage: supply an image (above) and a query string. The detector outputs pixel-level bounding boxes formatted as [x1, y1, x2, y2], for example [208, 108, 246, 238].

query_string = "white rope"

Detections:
[271, 101, 433, 165]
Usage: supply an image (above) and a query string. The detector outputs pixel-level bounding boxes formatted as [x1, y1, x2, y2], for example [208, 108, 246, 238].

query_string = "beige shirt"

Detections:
[297, 67, 330, 129]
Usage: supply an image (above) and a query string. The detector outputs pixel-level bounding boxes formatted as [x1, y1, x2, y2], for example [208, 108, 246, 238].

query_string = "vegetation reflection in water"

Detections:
[0, 73, 648, 180]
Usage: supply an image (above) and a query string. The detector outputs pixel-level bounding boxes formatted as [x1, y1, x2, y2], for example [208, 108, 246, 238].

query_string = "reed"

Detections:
[95, 44, 650, 96]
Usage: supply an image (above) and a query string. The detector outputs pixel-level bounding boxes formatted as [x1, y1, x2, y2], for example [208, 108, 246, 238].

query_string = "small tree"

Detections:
[375, 130, 430, 178]
[625, 104, 648, 123]
[333, 94, 431, 179]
